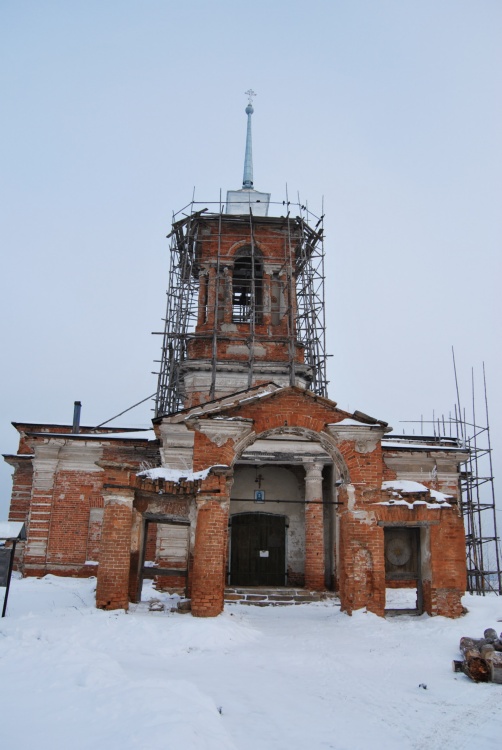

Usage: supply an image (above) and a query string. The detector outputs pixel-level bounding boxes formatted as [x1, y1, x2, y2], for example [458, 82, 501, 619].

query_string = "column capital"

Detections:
[103, 489, 134, 508]
[304, 461, 324, 481]
[196, 493, 230, 512]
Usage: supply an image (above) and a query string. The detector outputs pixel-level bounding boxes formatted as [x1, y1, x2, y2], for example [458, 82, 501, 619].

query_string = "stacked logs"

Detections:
[453, 628, 502, 683]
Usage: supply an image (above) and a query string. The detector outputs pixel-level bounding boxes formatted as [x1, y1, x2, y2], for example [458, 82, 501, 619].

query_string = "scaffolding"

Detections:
[455, 364, 501, 595]
[154, 204, 201, 417]
[154, 197, 328, 417]
[400, 362, 501, 595]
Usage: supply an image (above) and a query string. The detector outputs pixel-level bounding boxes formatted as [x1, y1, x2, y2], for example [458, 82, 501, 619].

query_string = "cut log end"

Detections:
[465, 657, 490, 683]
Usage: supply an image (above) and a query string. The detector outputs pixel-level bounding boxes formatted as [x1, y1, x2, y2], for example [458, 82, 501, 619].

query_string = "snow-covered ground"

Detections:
[1, 576, 501, 750]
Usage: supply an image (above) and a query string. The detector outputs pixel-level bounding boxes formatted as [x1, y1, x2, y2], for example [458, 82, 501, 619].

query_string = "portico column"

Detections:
[96, 489, 134, 610]
[191, 493, 230, 617]
[304, 461, 325, 590]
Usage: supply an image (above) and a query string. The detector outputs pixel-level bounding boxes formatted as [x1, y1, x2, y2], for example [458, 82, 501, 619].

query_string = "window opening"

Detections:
[232, 250, 263, 323]
[271, 271, 281, 326]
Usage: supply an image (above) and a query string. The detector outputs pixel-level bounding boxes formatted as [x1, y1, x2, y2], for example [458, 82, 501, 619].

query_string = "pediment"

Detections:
[157, 384, 390, 437]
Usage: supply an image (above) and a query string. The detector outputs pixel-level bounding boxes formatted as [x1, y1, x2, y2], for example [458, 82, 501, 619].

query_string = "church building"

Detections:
[3, 96, 467, 618]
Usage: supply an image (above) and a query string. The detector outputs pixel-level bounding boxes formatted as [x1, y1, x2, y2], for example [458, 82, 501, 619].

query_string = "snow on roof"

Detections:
[28, 430, 156, 442]
[184, 384, 282, 420]
[90, 430, 157, 441]
[235, 389, 277, 404]
[0, 521, 26, 540]
[329, 419, 375, 427]
[379, 480, 453, 508]
[382, 440, 463, 452]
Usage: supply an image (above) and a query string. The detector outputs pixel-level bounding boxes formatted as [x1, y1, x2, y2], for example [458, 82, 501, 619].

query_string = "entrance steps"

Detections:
[224, 587, 339, 606]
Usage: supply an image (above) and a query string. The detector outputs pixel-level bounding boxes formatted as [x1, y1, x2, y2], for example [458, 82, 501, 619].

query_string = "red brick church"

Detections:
[3, 96, 467, 617]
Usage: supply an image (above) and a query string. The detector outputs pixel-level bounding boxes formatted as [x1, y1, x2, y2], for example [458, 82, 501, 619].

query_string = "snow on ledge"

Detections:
[137, 465, 227, 483]
[379, 480, 453, 508]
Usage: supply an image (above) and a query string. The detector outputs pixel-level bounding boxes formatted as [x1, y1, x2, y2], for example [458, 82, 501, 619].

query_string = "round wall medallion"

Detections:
[386, 538, 411, 566]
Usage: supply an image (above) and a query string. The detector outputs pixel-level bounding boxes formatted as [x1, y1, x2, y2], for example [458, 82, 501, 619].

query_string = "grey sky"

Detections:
[1, 0, 501, 518]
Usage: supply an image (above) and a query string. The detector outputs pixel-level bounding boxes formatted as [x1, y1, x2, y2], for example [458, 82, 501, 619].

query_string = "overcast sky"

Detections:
[1, 0, 501, 520]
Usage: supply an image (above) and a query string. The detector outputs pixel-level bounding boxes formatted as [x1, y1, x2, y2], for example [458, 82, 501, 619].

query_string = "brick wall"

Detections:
[338, 500, 386, 616]
[4, 394, 467, 620]
[46, 471, 103, 569]
[338, 495, 466, 618]
[4, 426, 159, 579]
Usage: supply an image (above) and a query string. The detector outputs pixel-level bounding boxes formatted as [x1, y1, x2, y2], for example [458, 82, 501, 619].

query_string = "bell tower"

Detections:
[155, 95, 328, 415]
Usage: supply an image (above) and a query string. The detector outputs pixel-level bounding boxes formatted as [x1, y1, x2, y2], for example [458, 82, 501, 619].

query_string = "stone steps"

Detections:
[224, 587, 339, 606]
[384, 607, 421, 617]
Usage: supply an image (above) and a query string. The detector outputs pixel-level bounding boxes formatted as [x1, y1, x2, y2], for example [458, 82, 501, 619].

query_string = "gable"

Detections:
[192, 386, 385, 431]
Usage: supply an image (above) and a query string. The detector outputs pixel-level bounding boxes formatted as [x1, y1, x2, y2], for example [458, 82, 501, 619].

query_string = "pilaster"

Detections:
[191, 470, 232, 617]
[96, 489, 134, 610]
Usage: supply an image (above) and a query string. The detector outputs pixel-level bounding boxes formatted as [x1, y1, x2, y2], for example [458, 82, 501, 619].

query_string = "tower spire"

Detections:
[242, 89, 256, 189]
[226, 90, 270, 216]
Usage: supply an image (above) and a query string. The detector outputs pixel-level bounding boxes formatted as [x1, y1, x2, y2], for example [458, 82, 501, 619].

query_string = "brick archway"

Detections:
[232, 425, 351, 484]
[230, 424, 351, 593]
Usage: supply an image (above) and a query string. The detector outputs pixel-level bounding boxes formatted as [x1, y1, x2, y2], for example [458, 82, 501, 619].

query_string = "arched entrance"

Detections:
[228, 427, 351, 590]
[229, 512, 287, 586]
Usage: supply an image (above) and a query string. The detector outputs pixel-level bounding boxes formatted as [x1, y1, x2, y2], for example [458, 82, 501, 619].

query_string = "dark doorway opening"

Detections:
[384, 526, 423, 615]
[137, 516, 190, 601]
[230, 513, 286, 586]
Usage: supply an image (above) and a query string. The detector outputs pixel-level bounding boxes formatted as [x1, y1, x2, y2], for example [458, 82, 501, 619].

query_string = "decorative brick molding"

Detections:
[328, 426, 386, 455]
[158, 423, 195, 470]
[233, 424, 350, 484]
[192, 418, 253, 448]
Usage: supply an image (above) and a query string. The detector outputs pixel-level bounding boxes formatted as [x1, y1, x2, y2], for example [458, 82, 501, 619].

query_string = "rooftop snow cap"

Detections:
[226, 89, 271, 216]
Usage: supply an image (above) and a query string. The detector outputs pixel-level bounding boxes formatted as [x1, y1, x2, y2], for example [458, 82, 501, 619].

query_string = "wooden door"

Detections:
[230, 513, 286, 586]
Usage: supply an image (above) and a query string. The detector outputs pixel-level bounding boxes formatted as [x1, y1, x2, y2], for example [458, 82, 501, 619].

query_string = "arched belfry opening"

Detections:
[232, 247, 263, 324]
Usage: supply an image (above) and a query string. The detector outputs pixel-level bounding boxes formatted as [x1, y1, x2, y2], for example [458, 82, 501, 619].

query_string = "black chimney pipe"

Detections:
[72, 401, 82, 434]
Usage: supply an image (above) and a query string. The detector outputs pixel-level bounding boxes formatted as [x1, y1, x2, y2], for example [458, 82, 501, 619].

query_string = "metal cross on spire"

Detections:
[242, 89, 256, 189]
